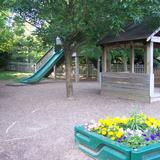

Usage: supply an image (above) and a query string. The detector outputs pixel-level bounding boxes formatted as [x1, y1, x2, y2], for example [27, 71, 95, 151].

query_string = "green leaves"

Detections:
[1, 0, 160, 62]
[123, 135, 146, 149]
[10, 0, 160, 44]
[126, 113, 147, 131]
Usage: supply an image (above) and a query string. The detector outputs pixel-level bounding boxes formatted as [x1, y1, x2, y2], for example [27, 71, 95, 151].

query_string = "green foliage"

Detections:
[10, 0, 160, 52]
[110, 49, 130, 64]
[0, 71, 32, 80]
[123, 135, 146, 149]
[0, 5, 47, 63]
[0, 11, 14, 52]
[126, 113, 147, 131]
[0, 52, 11, 68]
[78, 43, 101, 59]
[11, 35, 46, 62]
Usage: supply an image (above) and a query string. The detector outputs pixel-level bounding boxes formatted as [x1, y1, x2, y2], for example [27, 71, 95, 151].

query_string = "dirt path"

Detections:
[0, 80, 160, 160]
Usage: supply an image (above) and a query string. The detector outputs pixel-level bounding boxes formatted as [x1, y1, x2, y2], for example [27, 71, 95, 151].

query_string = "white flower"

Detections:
[90, 120, 96, 124]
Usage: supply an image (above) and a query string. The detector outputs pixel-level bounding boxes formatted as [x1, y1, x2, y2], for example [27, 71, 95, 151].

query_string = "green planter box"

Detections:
[75, 125, 160, 160]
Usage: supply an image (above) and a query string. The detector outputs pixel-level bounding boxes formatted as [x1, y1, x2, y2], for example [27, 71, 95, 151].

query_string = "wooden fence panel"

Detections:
[7, 62, 34, 72]
[101, 72, 150, 102]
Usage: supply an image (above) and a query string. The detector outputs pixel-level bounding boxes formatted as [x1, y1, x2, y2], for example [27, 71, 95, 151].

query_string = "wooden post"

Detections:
[123, 56, 128, 72]
[97, 58, 101, 82]
[144, 45, 147, 73]
[107, 49, 111, 72]
[34, 64, 37, 72]
[146, 42, 154, 97]
[102, 47, 107, 72]
[75, 55, 79, 83]
[130, 42, 134, 73]
[86, 58, 89, 79]
[53, 65, 57, 80]
[147, 42, 154, 74]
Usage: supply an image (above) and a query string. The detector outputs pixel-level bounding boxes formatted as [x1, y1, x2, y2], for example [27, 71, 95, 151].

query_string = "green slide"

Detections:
[20, 50, 64, 84]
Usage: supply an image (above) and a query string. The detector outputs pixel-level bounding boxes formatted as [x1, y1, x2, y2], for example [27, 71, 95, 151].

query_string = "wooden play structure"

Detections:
[34, 49, 97, 81]
[98, 22, 160, 102]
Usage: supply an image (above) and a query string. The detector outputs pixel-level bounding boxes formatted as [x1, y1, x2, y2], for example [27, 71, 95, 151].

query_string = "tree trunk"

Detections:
[64, 44, 73, 98]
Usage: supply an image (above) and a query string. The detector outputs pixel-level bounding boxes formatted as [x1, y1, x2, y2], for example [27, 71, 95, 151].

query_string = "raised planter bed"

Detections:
[75, 125, 160, 160]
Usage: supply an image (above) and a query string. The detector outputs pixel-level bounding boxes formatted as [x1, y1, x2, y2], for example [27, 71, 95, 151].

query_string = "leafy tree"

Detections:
[0, 11, 13, 53]
[3, 0, 160, 97]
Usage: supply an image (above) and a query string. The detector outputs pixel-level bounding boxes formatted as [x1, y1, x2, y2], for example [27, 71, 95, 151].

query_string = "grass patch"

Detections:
[0, 71, 32, 81]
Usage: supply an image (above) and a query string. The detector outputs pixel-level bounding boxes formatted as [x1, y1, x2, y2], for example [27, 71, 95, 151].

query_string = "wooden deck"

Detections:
[151, 88, 160, 102]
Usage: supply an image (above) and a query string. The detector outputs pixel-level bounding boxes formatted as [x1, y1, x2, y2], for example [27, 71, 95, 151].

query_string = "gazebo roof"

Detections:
[98, 20, 160, 46]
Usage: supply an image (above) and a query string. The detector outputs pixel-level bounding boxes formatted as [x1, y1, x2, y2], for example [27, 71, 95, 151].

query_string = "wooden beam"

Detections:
[102, 47, 110, 72]
[147, 42, 154, 74]
[53, 65, 57, 80]
[106, 48, 111, 72]
[130, 42, 134, 73]
[104, 42, 145, 49]
[107, 43, 130, 49]
[97, 58, 101, 83]
[147, 27, 160, 41]
[146, 42, 154, 97]
[151, 36, 160, 43]
[75, 55, 79, 83]
[144, 45, 147, 73]
[102, 47, 106, 72]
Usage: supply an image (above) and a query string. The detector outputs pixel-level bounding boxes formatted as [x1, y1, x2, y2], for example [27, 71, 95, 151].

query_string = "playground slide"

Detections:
[20, 50, 64, 84]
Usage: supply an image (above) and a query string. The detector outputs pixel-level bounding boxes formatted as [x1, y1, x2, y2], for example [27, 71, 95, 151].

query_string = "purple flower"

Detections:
[145, 138, 150, 141]
[117, 139, 122, 143]
[150, 134, 155, 140]
[142, 133, 147, 137]
[123, 136, 127, 140]
[156, 133, 160, 137]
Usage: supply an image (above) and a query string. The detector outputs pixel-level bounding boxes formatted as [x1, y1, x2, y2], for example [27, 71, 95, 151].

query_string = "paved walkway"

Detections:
[0, 80, 160, 160]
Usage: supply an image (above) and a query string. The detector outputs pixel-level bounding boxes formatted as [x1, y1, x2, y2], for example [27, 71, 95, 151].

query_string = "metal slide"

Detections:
[20, 50, 64, 84]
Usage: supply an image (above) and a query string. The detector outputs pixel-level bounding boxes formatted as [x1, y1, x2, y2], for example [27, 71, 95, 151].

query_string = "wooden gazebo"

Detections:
[98, 22, 160, 103]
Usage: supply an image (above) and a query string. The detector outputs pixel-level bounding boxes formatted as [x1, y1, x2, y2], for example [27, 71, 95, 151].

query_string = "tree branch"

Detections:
[18, 12, 41, 30]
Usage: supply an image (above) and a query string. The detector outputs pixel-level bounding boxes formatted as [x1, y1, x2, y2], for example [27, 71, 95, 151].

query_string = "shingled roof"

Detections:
[98, 20, 160, 46]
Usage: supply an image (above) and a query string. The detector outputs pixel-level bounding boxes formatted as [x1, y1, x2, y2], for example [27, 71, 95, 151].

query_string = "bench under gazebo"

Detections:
[98, 21, 160, 103]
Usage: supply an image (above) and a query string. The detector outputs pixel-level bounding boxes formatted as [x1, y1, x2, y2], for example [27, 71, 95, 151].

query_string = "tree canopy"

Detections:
[1, 0, 160, 96]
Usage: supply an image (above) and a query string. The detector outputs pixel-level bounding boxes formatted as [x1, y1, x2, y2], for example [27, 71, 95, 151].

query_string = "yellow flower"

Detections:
[145, 120, 152, 127]
[156, 121, 160, 127]
[108, 131, 114, 136]
[149, 117, 155, 123]
[102, 130, 106, 135]
[116, 130, 123, 138]
[98, 119, 103, 125]
[102, 128, 106, 131]
[104, 119, 111, 126]
[111, 137, 115, 141]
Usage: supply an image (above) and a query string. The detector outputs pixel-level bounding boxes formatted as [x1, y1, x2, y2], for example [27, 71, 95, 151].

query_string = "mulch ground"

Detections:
[0, 80, 160, 160]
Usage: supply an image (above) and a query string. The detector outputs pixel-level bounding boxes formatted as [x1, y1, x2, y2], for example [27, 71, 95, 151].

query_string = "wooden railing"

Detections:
[111, 64, 144, 73]
[34, 47, 54, 72]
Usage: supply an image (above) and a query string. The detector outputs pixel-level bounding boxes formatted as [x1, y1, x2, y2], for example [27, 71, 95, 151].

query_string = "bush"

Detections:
[0, 52, 10, 69]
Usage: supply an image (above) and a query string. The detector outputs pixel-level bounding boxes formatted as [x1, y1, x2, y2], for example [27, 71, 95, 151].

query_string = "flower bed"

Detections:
[75, 113, 160, 160]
